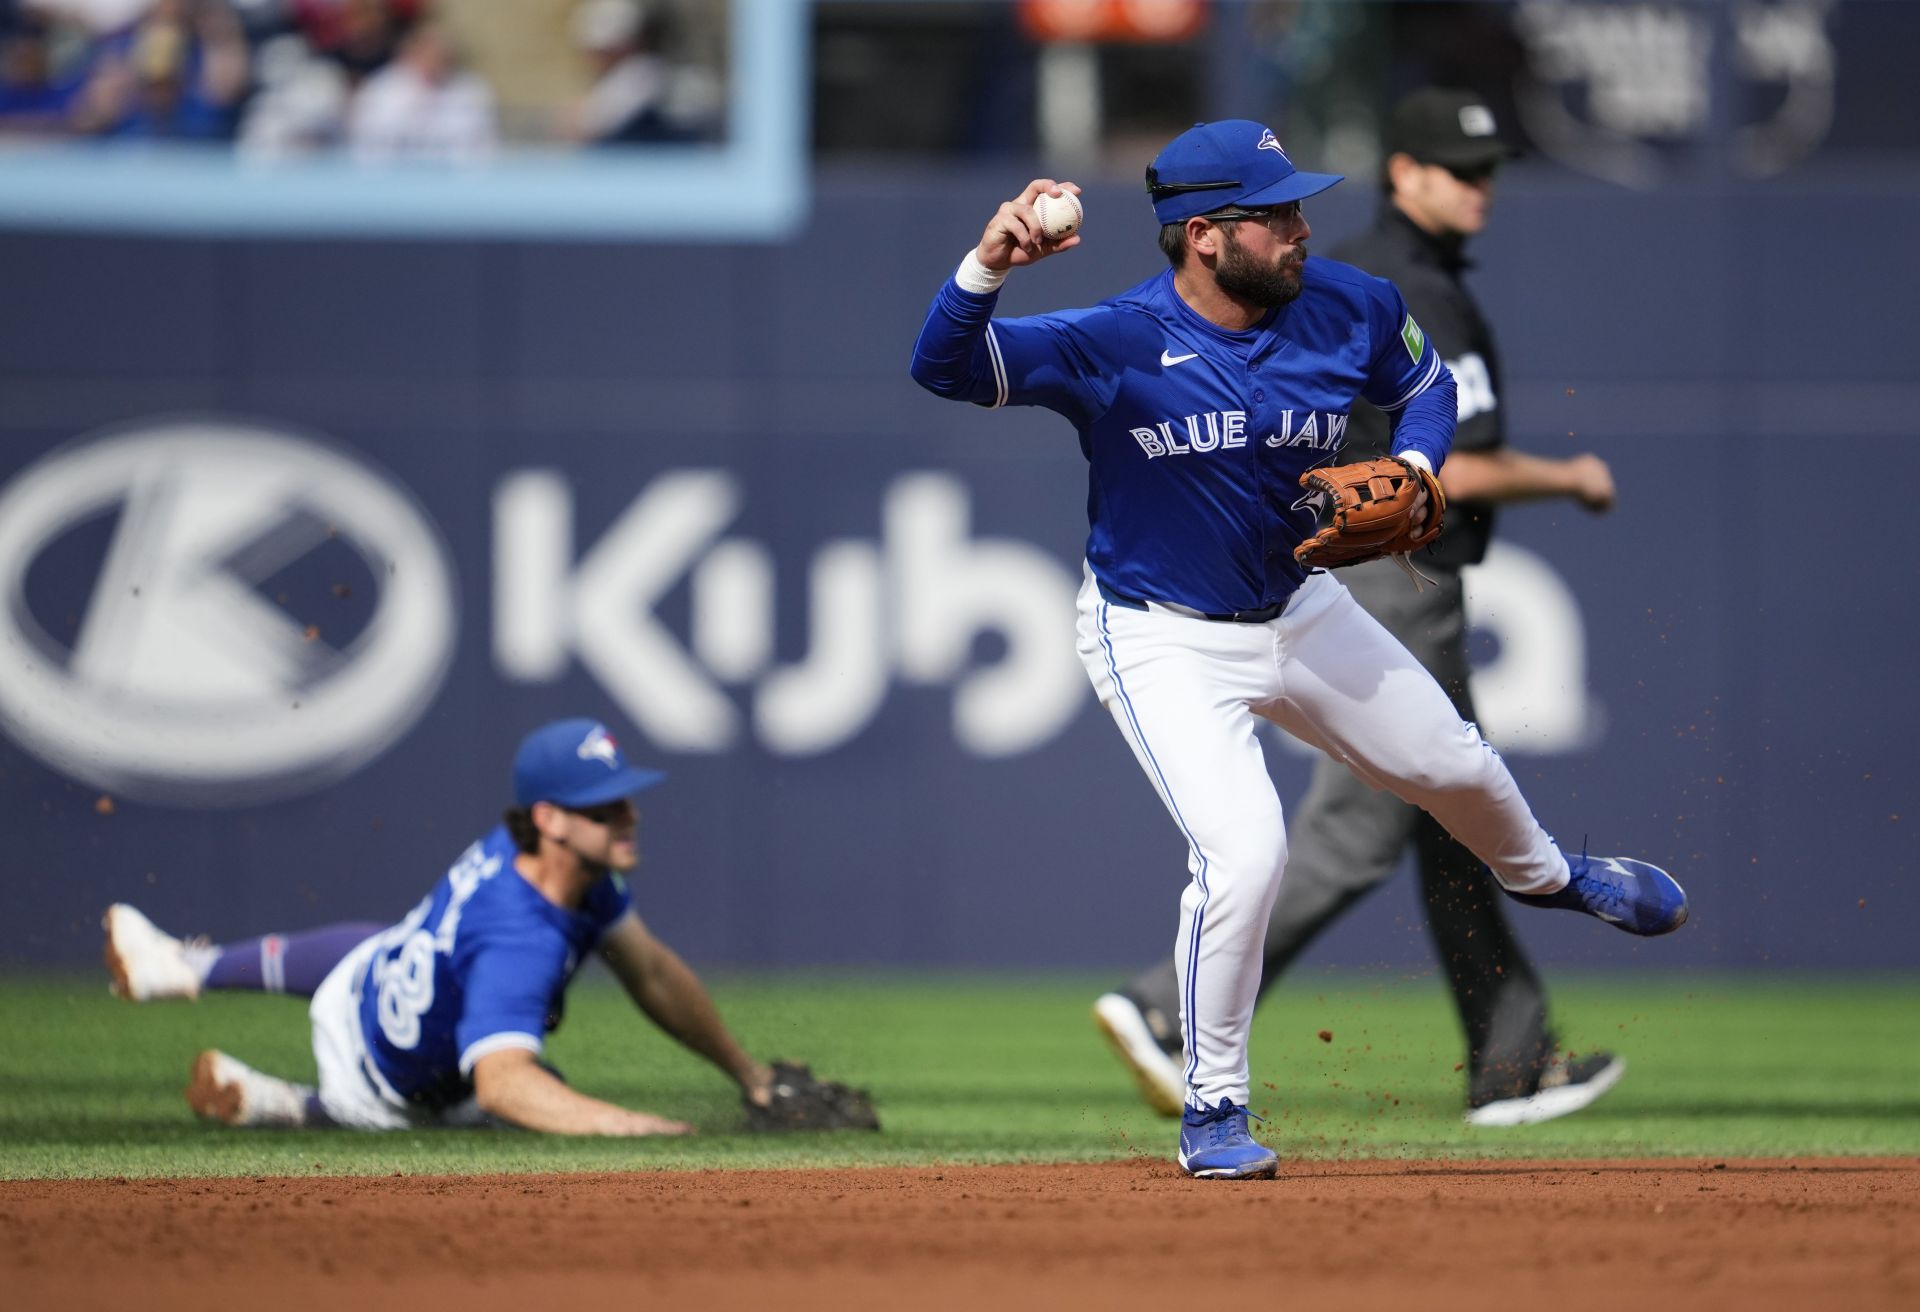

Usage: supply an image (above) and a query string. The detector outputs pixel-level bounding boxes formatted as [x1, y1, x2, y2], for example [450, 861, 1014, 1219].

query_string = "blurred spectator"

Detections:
[345, 17, 493, 162]
[291, 0, 419, 85]
[563, 0, 718, 146]
[7, 0, 729, 152]
[67, 0, 250, 139]
[235, 28, 346, 158]
[0, 11, 88, 135]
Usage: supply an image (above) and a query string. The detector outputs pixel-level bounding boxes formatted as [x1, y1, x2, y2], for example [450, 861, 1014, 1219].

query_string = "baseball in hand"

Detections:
[1034, 190, 1083, 240]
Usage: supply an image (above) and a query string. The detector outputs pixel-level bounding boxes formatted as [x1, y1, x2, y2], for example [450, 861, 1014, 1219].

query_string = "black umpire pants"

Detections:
[1124, 557, 1557, 1103]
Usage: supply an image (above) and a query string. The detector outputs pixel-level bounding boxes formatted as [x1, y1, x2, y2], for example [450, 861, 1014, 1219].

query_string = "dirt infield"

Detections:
[5, 1158, 1916, 1311]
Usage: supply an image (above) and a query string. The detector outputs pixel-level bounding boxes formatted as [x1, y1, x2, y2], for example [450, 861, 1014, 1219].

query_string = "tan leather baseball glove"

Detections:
[1292, 456, 1446, 570]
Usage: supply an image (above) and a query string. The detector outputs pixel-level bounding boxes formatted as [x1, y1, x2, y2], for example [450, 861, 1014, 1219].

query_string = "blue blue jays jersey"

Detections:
[354, 825, 631, 1108]
[910, 260, 1456, 616]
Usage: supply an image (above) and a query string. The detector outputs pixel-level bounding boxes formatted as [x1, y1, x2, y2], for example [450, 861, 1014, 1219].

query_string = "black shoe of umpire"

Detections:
[1093, 990, 1185, 1117]
[1464, 1052, 1626, 1127]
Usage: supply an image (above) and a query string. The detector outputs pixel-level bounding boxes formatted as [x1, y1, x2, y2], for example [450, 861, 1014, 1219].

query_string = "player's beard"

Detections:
[1214, 227, 1306, 307]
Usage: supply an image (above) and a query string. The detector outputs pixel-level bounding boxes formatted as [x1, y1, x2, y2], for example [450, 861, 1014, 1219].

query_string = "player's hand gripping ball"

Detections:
[1034, 189, 1083, 241]
[1292, 456, 1446, 569]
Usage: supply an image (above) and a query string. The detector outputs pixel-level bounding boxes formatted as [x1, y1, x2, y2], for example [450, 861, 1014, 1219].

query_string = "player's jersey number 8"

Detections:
[375, 930, 437, 1049]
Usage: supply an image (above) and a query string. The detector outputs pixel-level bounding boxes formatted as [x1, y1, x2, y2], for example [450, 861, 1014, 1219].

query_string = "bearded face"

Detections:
[1212, 220, 1307, 308]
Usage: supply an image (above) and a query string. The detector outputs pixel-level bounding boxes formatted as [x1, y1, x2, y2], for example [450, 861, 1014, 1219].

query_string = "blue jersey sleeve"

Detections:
[453, 941, 566, 1075]
[1357, 274, 1456, 470]
[909, 275, 1119, 425]
[1389, 372, 1458, 472]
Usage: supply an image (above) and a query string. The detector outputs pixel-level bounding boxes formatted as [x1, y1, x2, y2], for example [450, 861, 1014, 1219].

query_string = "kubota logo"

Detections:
[492, 469, 1087, 757]
[0, 421, 457, 805]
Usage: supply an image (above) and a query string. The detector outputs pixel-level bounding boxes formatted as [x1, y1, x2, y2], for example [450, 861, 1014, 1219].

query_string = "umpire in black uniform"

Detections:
[1095, 87, 1624, 1127]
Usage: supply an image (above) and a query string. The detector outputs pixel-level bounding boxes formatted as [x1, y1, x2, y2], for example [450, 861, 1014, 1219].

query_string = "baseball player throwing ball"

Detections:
[908, 121, 1687, 1180]
[104, 718, 878, 1136]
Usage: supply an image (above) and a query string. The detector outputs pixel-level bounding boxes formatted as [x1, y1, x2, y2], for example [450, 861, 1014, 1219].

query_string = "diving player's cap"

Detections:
[512, 718, 666, 809]
[1387, 88, 1519, 170]
[1145, 120, 1343, 225]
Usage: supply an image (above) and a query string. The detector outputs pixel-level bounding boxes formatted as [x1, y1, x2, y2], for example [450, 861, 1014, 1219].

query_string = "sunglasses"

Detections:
[1204, 201, 1304, 232]
[565, 799, 634, 826]
[1144, 167, 1243, 203]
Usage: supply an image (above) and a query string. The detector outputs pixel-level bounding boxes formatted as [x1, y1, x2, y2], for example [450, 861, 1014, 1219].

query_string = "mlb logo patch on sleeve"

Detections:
[1401, 314, 1426, 363]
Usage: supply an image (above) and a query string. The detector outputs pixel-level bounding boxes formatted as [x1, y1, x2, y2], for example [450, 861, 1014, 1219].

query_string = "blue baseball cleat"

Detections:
[1178, 1098, 1279, 1180]
[1505, 854, 1690, 936]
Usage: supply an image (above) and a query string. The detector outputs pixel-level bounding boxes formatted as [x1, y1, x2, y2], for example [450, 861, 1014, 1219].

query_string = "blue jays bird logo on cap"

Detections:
[514, 716, 665, 808]
[1145, 119, 1343, 224]
[576, 723, 620, 769]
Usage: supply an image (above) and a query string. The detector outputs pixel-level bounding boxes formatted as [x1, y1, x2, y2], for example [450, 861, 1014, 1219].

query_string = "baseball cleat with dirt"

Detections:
[103, 903, 207, 1001]
[186, 1050, 313, 1128]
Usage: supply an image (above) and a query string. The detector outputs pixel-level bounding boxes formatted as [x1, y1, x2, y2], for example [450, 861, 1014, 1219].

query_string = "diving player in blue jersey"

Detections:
[105, 718, 775, 1135]
[909, 120, 1688, 1180]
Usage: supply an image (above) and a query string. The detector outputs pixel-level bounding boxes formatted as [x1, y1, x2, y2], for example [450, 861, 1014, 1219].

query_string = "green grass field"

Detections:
[1, 972, 1914, 1180]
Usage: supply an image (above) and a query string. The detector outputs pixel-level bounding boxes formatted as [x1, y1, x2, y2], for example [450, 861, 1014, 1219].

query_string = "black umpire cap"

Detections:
[1387, 88, 1518, 169]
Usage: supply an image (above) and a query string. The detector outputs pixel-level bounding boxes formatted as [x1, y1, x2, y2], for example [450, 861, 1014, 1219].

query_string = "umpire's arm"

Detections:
[600, 910, 773, 1104]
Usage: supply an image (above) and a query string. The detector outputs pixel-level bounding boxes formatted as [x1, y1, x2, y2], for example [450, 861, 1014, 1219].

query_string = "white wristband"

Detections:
[955, 250, 1009, 295]
[1397, 450, 1434, 474]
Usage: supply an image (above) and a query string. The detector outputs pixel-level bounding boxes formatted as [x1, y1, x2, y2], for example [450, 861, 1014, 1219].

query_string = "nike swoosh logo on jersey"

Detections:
[1160, 349, 1200, 367]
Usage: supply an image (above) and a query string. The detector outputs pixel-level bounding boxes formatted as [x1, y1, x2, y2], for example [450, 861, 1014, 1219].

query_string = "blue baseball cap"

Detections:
[511, 718, 665, 809]
[1146, 120, 1344, 225]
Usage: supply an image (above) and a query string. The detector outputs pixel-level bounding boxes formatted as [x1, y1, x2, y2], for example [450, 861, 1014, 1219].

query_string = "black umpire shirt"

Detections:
[1330, 206, 1503, 569]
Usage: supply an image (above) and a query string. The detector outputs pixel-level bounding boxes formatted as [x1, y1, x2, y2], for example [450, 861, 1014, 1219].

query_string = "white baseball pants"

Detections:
[310, 935, 488, 1129]
[1075, 566, 1569, 1111]
[309, 935, 418, 1128]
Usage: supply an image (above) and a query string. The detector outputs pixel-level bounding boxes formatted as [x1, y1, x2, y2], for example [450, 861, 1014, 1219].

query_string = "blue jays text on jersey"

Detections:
[909, 260, 1457, 617]
[353, 825, 630, 1108]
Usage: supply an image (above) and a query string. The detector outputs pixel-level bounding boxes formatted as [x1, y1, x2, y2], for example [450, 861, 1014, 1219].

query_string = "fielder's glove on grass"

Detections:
[744, 1061, 881, 1133]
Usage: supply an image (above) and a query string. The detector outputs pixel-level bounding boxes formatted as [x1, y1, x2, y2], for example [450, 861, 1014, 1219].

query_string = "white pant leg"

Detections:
[309, 934, 418, 1130]
[1263, 574, 1567, 894]
[1077, 571, 1286, 1110]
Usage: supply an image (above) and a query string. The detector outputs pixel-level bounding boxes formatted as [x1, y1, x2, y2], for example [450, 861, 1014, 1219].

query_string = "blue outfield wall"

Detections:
[0, 163, 1915, 973]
